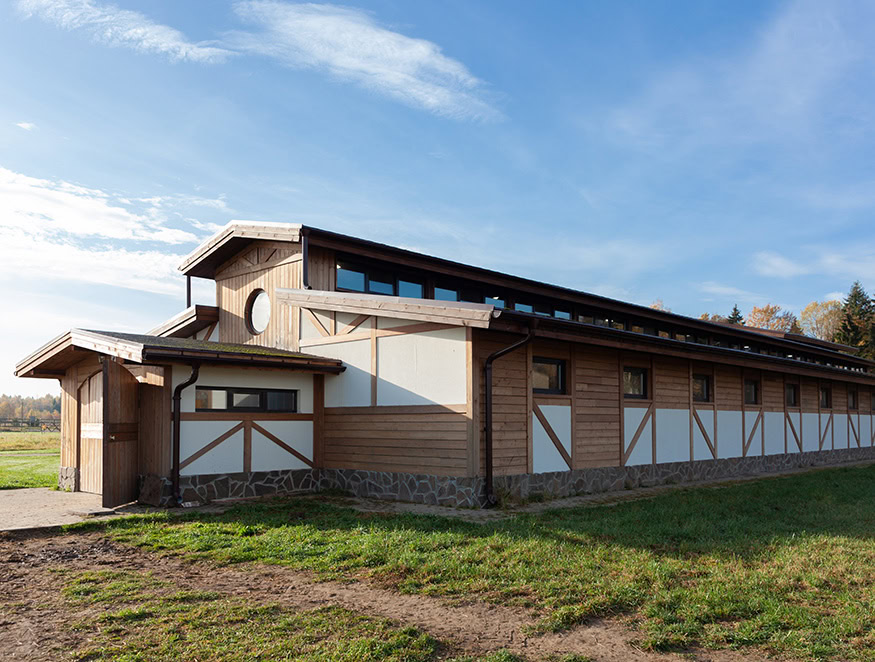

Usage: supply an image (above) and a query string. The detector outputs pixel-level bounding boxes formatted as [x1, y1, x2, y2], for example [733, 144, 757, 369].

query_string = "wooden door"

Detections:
[78, 371, 103, 494]
[103, 360, 140, 507]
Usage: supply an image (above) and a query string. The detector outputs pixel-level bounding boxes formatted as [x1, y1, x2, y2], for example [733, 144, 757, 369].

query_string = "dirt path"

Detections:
[0, 530, 774, 662]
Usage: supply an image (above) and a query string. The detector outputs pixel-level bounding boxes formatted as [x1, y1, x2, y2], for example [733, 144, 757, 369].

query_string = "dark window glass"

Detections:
[232, 391, 261, 409]
[579, 314, 595, 324]
[554, 310, 571, 320]
[460, 289, 482, 303]
[434, 287, 458, 301]
[623, 367, 647, 399]
[485, 296, 505, 308]
[692, 374, 711, 402]
[820, 386, 832, 409]
[849, 389, 858, 410]
[367, 273, 395, 295]
[533, 358, 565, 394]
[658, 330, 671, 338]
[534, 303, 553, 317]
[336, 264, 366, 291]
[398, 280, 423, 298]
[612, 321, 626, 330]
[515, 302, 533, 313]
[785, 383, 799, 407]
[195, 388, 227, 411]
[744, 379, 759, 405]
[266, 390, 296, 412]
[630, 324, 644, 334]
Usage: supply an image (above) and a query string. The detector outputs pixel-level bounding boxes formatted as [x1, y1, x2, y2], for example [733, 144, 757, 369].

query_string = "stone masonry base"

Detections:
[135, 444, 875, 508]
[58, 466, 78, 492]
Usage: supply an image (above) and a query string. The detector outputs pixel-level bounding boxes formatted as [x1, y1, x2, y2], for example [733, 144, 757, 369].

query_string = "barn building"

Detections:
[15, 223, 875, 508]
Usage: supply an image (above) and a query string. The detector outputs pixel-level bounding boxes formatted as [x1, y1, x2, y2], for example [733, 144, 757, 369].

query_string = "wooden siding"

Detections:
[138, 368, 172, 477]
[574, 344, 620, 468]
[653, 356, 689, 407]
[216, 240, 302, 349]
[103, 359, 139, 507]
[716, 365, 742, 410]
[308, 245, 336, 291]
[79, 369, 103, 494]
[474, 331, 530, 476]
[323, 405, 468, 475]
[833, 381, 848, 413]
[763, 372, 784, 412]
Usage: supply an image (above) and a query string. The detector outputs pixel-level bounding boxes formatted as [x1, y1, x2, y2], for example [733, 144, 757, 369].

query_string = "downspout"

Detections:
[186, 275, 192, 308]
[171, 362, 200, 505]
[483, 322, 536, 507]
[301, 228, 311, 289]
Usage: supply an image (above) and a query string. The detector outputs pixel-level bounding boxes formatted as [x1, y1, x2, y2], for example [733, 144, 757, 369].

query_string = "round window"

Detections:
[246, 289, 271, 335]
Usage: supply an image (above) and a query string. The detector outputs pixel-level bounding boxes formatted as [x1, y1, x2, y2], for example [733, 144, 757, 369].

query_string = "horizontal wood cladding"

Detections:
[216, 240, 302, 350]
[475, 331, 530, 476]
[715, 365, 742, 410]
[801, 379, 819, 409]
[323, 405, 469, 476]
[574, 344, 620, 468]
[653, 356, 688, 407]
[763, 372, 784, 412]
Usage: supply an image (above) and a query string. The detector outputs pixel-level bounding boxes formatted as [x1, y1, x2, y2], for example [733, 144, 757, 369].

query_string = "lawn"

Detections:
[0, 452, 59, 488]
[89, 464, 875, 662]
[50, 569, 535, 662]
[0, 430, 61, 452]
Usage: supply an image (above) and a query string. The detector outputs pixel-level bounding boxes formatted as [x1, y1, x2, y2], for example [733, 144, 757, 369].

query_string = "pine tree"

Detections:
[835, 281, 874, 356]
[727, 304, 744, 325]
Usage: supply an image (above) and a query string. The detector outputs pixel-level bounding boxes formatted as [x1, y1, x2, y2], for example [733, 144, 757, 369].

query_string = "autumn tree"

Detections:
[835, 281, 875, 356]
[649, 299, 671, 312]
[699, 313, 728, 323]
[799, 300, 842, 341]
[747, 304, 801, 333]
[727, 304, 744, 325]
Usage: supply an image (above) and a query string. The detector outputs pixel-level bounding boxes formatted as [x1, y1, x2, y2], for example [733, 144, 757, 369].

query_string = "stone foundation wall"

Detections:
[58, 466, 77, 492]
[136, 445, 875, 509]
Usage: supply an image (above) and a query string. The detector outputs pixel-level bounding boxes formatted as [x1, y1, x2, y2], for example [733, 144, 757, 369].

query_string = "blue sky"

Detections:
[3, 0, 875, 396]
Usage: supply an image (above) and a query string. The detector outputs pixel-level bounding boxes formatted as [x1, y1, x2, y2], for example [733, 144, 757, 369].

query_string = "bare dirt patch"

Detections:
[0, 529, 774, 661]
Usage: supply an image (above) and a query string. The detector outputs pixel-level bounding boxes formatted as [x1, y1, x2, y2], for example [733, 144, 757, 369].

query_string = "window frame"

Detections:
[244, 288, 271, 336]
[785, 382, 800, 408]
[743, 378, 761, 406]
[623, 366, 649, 400]
[194, 386, 299, 413]
[820, 384, 833, 409]
[692, 373, 712, 403]
[848, 387, 858, 410]
[532, 357, 567, 395]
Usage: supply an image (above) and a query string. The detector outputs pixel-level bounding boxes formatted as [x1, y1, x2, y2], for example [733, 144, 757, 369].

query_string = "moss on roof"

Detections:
[84, 331, 337, 361]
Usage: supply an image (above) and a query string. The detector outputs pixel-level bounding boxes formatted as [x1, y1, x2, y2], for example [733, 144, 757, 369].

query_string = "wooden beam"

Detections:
[786, 411, 802, 452]
[299, 321, 456, 347]
[819, 413, 833, 450]
[622, 403, 654, 466]
[532, 402, 572, 469]
[692, 408, 716, 458]
[180, 422, 244, 470]
[251, 421, 314, 468]
[743, 410, 762, 456]
[338, 314, 370, 335]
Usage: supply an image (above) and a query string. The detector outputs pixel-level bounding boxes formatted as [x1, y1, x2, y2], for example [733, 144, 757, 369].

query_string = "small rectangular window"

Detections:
[232, 390, 261, 410]
[336, 263, 366, 291]
[820, 385, 832, 409]
[579, 314, 594, 324]
[434, 286, 459, 301]
[533, 358, 566, 395]
[367, 272, 395, 295]
[266, 390, 297, 412]
[398, 279, 423, 298]
[785, 383, 799, 407]
[533, 303, 553, 317]
[623, 367, 648, 399]
[195, 388, 227, 411]
[554, 309, 571, 320]
[848, 388, 858, 410]
[692, 374, 711, 402]
[485, 295, 505, 308]
[515, 302, 533, 313]
[744, 379, 760, 405]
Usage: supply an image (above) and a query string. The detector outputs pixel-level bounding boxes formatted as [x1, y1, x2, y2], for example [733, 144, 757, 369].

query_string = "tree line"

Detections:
[0, 394, 61, 419]
[656, 281, 875, 359]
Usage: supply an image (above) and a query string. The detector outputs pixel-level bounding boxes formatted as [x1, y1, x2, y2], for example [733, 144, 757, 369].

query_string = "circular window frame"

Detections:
[245, 288, 271, 335]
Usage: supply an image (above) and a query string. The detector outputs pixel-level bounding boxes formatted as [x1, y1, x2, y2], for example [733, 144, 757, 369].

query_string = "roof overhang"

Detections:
[147, 305, 220, 338]
[15, 329, 345, 379]
[492, 311, 875, 384]
[276, 288, 496, 328]
[179, 222, 302, 279]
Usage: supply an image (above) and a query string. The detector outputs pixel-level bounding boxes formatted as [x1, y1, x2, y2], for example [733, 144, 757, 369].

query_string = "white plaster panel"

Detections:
[834, 414, 848, 449]
[655, 409, 689, 463]
[376, 327, 466, 406]
[251, 421, 313, 472]
[624, 407, 652, 466]
[717, 411, 743, 459]
[860, 415, 872, 447]
[378, 316, 414, 330]
[786, 411, 802, 452]
[179, 421, 243, 476]
[744, 412, 762, 456]
[335, 312, 361, 330]
[172, 364, 314, 413]
[300, 309, 333, 340]
[533, 405, 572, 473]
[802, 413, 819, 452]
[693, 409, 714, 461]
[313, 340, 372, 408]
[764, 412, 784, 455]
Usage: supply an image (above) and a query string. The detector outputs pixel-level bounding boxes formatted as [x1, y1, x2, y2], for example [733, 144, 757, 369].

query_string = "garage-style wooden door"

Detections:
[78, 371, 103, 494]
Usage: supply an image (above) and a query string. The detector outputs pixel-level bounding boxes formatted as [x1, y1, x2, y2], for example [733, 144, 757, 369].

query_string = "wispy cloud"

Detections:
[699, 281, 767, 303]
[16, 0, 232, 63]
[752, 248, 875, 285]
[229, 1, 499, 120]
[15, 122, 36, 131]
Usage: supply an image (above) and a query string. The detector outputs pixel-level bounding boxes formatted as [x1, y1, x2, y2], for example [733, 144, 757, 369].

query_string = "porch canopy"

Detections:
[15, 329, 345, 378]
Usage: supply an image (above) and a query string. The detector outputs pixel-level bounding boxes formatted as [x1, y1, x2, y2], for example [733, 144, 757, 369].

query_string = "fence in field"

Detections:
[0, 418, 61, 432]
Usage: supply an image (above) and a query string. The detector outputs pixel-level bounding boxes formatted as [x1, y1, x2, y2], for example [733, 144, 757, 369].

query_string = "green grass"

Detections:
[0, 430, 61, 452]
[54, 569, 518, 661]
[0, 452, 58, 488]
[80, 464, 875, 661]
